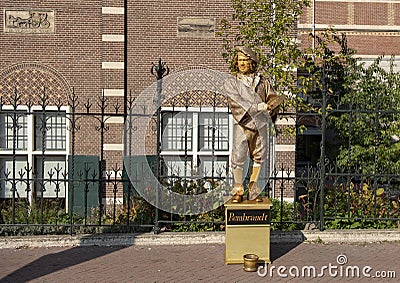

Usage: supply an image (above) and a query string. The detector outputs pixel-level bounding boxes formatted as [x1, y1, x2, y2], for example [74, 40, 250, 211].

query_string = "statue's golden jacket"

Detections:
[224, 73, 275, 131]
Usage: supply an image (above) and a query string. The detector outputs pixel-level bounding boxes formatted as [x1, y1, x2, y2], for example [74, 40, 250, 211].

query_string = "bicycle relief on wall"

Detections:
[4, 10, 55, 34]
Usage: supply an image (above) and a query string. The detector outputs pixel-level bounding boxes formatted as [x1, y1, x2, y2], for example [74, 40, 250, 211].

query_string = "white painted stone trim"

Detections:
[102, 7, 124, 14]
[103, 144, 123, 151]
[298, 24, 400, 31]
[103, 197, 124, 205]
[1, 230, 399, 248]
[275, 144, 296, 152]
[102, 62, 124, 69]
[275, 170, 296, 178]
[357, 55, 400, 60]
[315, 0, 400, 3]
[104, 170, 124, 178]
[103, 89, 124, 97]
[104, 116, 124, 124]
[281, 197, 294, 203]
[102, 34, 124, 42]
[276, 117, 296, 126]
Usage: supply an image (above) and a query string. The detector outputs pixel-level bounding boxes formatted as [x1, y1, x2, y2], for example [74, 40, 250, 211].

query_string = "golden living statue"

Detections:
[224, 46, 284, 203]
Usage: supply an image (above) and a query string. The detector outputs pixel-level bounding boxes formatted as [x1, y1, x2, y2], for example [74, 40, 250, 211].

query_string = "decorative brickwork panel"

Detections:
[345, 34, 400, 56]
[161, 68, 229, 107]
[275, 130, 296, 145]
[164, 90, 228, 108]
[393, 4, 400, 26]
[315, 3, 348, 25]
[274, 180, 295, 199]
[354, 3, 388, 26]
[4, 9, 55, 34]
[177, 17, 215, 38]
[0, 63, 71, 105]
[276, 151, 295, 169]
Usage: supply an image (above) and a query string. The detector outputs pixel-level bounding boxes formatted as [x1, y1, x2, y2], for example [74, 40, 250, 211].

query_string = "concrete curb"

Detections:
[0, 229, 399, 249]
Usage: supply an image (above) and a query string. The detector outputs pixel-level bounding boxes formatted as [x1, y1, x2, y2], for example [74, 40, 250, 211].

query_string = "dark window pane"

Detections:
[198, 113, 229, 151]
[0, 111, 28, 150]
[161, 112, 192, 151]
[35, 111, 66, 150]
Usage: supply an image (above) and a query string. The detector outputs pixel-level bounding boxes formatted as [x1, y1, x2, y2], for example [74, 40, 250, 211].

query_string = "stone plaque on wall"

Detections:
[4, 9, 55, 34]
[177, 17, 215, 38]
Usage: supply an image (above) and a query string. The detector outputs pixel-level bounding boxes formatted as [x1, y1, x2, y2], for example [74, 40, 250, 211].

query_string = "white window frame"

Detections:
[161, 107, 233, 179]
[0, 105, 70, 199]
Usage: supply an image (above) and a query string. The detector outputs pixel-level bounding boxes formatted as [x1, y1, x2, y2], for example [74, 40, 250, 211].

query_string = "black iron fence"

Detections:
[0, 76, 399, 235]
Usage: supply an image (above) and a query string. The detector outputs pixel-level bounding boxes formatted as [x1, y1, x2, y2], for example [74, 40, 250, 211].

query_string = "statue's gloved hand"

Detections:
[258, 102, 280, 122]
[257, 102, 270, 112]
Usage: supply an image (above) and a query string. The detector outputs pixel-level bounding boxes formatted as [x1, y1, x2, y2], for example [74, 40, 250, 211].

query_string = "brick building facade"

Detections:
[1, 0, 399, 205]
[299, 0, 400, 68]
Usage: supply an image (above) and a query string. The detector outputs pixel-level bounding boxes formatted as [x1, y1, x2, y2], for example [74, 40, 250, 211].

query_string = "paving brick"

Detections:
[0, 242, 398, 282]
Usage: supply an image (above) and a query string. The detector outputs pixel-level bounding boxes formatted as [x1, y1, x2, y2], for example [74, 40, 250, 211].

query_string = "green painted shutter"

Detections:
[122, 155, 157, 206]
[68, 155, 99, 216]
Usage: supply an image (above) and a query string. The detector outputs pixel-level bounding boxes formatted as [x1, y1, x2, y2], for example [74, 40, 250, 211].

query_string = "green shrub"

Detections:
[324, 181, 399, 229]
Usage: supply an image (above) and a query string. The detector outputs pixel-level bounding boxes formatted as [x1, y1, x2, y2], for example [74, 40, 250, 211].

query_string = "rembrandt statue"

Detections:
[224, 46, 283, 203]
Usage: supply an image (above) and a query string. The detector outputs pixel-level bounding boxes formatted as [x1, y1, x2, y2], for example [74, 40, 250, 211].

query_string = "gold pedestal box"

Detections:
[224, 197, 272, 264]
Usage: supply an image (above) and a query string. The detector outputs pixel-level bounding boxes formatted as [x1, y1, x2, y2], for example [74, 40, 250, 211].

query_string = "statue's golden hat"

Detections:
[234, 46, 260, 64]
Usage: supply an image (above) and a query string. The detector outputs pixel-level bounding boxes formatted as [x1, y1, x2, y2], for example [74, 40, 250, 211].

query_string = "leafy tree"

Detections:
[299, 30, 400, 175]
[328, 56, 400, 174]
[217, 0, 310, 100]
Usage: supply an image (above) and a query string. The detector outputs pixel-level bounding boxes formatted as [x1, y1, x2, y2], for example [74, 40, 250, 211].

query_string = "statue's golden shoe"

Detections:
[231, 184, 244, 203]
[231, 194, 243, 203]
[248, 187, 263, 202]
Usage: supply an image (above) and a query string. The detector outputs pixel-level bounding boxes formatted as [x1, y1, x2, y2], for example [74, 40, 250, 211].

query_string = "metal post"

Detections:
[68, 89, 77, 235]
[319, 62, 327, 231]
[124, 0, 128, 118]
[151, 59, 169, 234]
[98, 91, 108, 225]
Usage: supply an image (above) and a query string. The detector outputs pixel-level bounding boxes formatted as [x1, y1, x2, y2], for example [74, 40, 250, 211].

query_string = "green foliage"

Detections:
[270, 198, 305, 231]
[299, 29, 356, 101]
[159, 177, 227, 231]
[218, 1, 310, 99]
[327, 56, 400, 173]
[0, 195, 155, 228]
[169, 206, 225, 232]
[111, 196, 155, 225]
[217, 1, 354, 139]
[0, 198, 70, 225]
[324, 181, 399, 229]
[297, 29, 400, 172]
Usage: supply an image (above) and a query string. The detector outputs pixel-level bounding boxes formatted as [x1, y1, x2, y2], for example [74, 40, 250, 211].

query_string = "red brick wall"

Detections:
[0, 1, 104, 158]
[346, 35, 400, 55]
[127, 0, 232, 93]
[300, 1, 400, 56]
[315, 2, 348, 25]
[394, 4, 400, 26]
[353, 3, 388, 26]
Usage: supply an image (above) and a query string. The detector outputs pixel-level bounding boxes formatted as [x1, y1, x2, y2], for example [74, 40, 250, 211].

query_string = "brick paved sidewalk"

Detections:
[0, 242, 398, 282]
